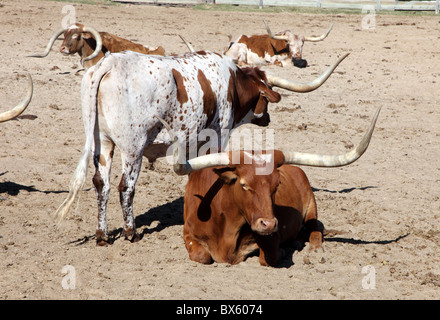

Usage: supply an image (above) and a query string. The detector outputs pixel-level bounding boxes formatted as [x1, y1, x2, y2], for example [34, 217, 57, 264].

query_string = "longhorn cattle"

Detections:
[166, 107, 381, 266]
[54, 50, 347, 245]
[28, 23, 165, 69]
[0, 74, 33, 123]
[223, 21, 333, 68]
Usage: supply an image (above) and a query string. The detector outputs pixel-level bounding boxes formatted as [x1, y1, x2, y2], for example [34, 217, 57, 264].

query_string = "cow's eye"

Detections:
[239, 179, 251, 191]
[240, 182, 249, 191]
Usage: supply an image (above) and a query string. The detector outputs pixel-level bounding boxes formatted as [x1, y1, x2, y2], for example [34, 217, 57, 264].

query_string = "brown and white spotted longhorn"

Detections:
[223, 21, 333, 68]
[28, 23, 165, 69]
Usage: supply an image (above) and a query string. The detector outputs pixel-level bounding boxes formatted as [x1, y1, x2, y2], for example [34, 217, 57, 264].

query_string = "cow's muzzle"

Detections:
[292, 58, 308, 68]
[251, 112, 270, 127]
[253, 217, 278, 235]
[59, 46, 70, 55]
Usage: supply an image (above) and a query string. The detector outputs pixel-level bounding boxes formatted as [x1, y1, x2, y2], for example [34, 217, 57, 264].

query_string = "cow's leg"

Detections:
[304, 196, 322, 251]
[183, 226, 212, 264]
[92, 137, 115, 246]
[255, 233, 281, 267]
[184, 237, 213, 264]
[118, 151, 143, 242]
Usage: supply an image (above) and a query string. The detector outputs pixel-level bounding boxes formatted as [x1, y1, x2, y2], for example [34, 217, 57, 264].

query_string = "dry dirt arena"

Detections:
[0, 0, 439, 300]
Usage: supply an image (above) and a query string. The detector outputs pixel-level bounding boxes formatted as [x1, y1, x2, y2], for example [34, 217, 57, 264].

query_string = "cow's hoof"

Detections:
[96, 239, 110, 246]
[130, 233, 142, 243]
[308, 231, 323, 252]
[123, 229, 141, 243]
[96, 231, 111, 246]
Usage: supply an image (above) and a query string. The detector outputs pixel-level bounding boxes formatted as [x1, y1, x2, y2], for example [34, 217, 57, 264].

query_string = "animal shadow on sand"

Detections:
[69, 197, 184, 246]
[0, 173, 70, 197]
[311, 185, 377, 194]
[276, 185, 408, 268]
[276, 228, 409, 268]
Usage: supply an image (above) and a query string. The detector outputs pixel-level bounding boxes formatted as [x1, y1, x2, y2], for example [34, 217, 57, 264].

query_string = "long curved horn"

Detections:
[81, 26, 102, 63]
[0, 73, 33, 123]
[304, 24, 334, 42]
[282, 107, 381, 167]
[179, 34, 196, 53]
[265, 52, 349, 93]
[264, 20, 289, 41]
[215, 31, 232, 43]
[155, 107, 380, 174]
[154, 115, 230, 175]
[26, 28, 66, 58]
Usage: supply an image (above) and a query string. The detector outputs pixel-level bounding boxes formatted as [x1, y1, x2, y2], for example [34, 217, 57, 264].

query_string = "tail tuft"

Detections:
[53, 150, 90, 221]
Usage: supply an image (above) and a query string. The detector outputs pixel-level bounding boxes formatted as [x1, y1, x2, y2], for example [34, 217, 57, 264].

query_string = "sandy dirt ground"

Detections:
[0, 0, 439, 300]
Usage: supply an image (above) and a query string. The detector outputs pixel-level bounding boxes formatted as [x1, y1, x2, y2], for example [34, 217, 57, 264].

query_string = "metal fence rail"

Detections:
[113, 0, 439, 13]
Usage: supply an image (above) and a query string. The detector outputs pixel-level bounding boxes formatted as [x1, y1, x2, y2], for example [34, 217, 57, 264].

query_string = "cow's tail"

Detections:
[54, 57, 113, 222]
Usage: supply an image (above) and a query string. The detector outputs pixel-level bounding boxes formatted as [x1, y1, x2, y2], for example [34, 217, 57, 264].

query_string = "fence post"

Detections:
[259, 0, 263, 9]
[376, 0, 381, 11]
[436, 0, 439, 14]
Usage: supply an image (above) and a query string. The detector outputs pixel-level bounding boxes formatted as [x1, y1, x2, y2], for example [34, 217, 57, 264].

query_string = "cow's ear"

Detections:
[213, 167, 237, 185]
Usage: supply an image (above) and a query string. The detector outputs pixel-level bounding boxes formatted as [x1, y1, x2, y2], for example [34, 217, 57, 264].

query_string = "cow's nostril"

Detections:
[255, 218, 278, 234]
[59, 46, 68, 54]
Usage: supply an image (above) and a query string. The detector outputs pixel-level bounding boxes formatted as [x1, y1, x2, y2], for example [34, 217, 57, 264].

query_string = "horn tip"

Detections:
[374, 106, 382, 118]
[340, 52, 351, 60]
